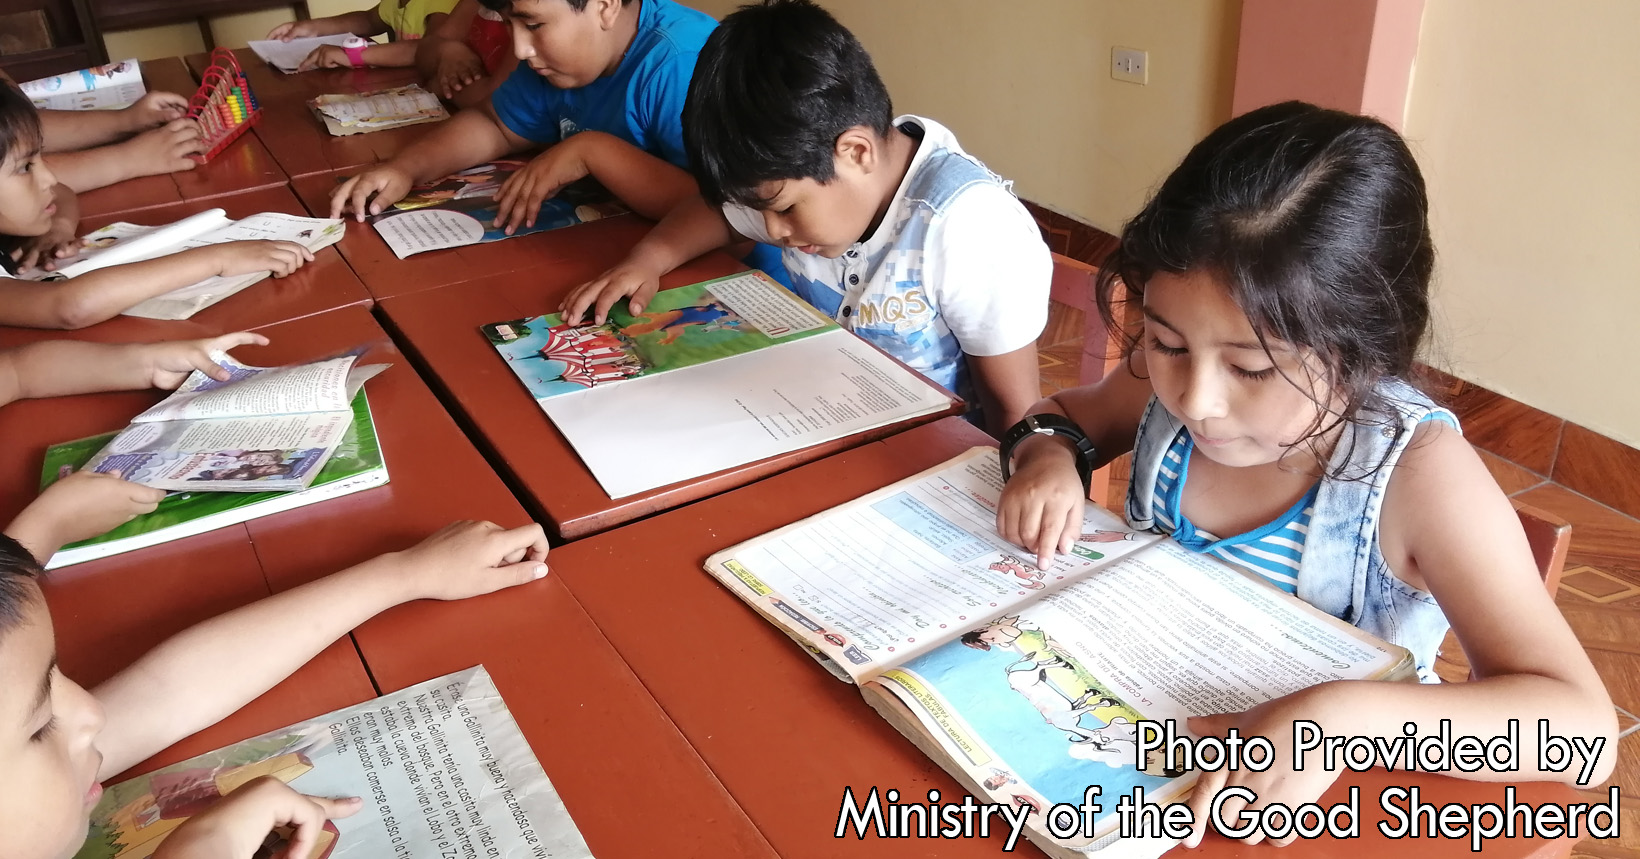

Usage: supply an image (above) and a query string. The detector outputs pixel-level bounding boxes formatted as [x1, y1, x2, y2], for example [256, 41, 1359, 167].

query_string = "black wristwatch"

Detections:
[999, 413, 1096, 494]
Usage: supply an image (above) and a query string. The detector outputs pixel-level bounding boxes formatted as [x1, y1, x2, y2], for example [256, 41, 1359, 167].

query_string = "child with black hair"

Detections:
[328, 0, 712, 235]
[0, 331, 275, 563]
[995, 101, 1615, 847]
[0, 86, 314, 329]
[561, 0, 1050, 436]
[0, 519, 547, 859]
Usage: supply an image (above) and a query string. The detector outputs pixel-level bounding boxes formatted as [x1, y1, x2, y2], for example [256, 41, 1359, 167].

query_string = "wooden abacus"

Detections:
[185, 48, 261, 163]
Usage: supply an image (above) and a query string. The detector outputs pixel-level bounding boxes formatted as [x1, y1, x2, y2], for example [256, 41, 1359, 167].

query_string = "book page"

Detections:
[135, 354, 362, 422]
[120, 213, 347, 320]
[706, 448, 1159, 681]
[544, 328, 956, 498]
[20, 59, 145, 109]
[248, 34, 360, 72]
[85, 409, 352, 492]
[369, 163, 625, 257]
[48, 210, 232, 279]
[868, 542, 1407, 845]
[74, 666, 590, 859]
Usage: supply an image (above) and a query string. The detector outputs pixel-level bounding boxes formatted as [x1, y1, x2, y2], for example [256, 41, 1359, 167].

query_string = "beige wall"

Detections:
[1404, 0, 1640, 447]
[102, 1, 369, 63]
[692, 0, 1240, 234]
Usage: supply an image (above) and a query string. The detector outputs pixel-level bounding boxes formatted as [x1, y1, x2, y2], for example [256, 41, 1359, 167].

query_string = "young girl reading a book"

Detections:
[0, 520, 548, 859]
[995, 101, 1616, 846]
[0, 330, 275, 563]
[0, 86, 315, 329]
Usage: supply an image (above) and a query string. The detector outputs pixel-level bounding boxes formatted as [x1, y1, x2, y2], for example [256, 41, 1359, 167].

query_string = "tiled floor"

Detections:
[1037, 301, 1640, 858]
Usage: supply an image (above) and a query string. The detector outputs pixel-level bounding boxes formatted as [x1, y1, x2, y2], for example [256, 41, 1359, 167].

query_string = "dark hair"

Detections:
[477, 0, 632, 13]
[683, 0, 892, 207]
[1098, 101, 1434, 464]
[0, 534, 43, 637]
[0, 82, 43, 159]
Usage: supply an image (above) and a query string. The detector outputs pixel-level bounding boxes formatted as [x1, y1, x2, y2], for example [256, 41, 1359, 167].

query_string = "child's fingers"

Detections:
[1185, 767, 1230, 848]
[329, 177, 360, 219]
[494, 522, 550, 565]
[626, 280, 659, 316]
[1060, 504, 1080, 555]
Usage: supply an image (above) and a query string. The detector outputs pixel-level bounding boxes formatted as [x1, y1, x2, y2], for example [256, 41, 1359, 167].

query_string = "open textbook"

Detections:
[705, 447, 1414, 858]
[75, 666, 591, 859]
[76, 351, 388, 494]
[21, 209, 344, 319]
[368, 161, 625, 258]
[248, 33, 362, 73]
[20, 59, 145, 110]
[40, 392, 386, 570]
[485, 271, 957, 498]
[309, 84, 449, 136]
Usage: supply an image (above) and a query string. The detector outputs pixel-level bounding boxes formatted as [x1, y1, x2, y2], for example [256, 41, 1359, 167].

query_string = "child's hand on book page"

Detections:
[118, 118, 204, 175]
[209, 240, 315, 278]
[121, 91, 189, 132]
[153, 776, 361, 859]
[330, 165, 413, 221]
[1181, 684, 1357, 849]
[144, 331, 271, 388]
[492, 138, 592, 235]
[11, 209, 79, 273]
[7, 470, 166, 562]
[268, 19, 324, 41]
[392, 520, 550, 601]
[559, 260, 663, 325]
[997, 437, 1087, 568]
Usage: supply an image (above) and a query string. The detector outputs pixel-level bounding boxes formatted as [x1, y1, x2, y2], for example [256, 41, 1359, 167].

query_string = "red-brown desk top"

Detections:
[547, 416, 1581, 859]
[373, 248, 961, 541]
[0, 187, 369, 341]
[75, 56, 288, 220]
[291, 170, 657, 300]
[188, 48, 436, 178]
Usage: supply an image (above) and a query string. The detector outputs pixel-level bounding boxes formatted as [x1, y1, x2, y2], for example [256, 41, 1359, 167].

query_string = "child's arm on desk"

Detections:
[0, 331, 265, 406]
[492, 131, 695, 231]
[46, 119, 203, 193]
[559, 193, 742, 325]
[1180, 420, 1618, 849]
[36, 92, 188, 152]
[0, 241, 312, 330]
[329, 104, 524, 220]
[92, 520, 550, 778]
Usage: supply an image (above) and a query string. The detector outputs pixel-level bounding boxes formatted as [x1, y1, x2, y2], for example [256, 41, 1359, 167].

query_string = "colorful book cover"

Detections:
[367, 161, 627, 258]
[39, 393, 386, 569]
[483, 270, 838, 401]
[74, 666, 590, 859]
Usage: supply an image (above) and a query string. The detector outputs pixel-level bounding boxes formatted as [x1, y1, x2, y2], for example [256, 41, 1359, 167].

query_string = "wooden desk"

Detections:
[291, 170, 652, 300]
[189, 48, 435, 178]
[546, 417, 1583, 859]
[374, 248, 961, 540]
[354, 571, 775, 857]
[0, 186, 369, 341]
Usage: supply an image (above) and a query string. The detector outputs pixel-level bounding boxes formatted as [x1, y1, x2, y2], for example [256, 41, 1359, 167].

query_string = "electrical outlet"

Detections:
[1112, 47, 1148, 85]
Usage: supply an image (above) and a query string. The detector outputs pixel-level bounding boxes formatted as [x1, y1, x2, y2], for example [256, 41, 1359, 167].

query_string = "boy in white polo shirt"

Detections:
[560, 0, 1049, 436]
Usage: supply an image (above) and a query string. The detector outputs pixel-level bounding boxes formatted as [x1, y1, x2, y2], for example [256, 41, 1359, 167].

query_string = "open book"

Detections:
[309, 84, 449, 136]
[248, 33, 363, 73]
[74, 666, 590, 859]
[367, 161, 625, 258]
[40, 392, 386, 570]
[23, 209, 345, 320]
[77, 351, 388, 494]
[484, 270, 957, 498]
[20, 58, 145, 110]
[705, 447, 1414, 858]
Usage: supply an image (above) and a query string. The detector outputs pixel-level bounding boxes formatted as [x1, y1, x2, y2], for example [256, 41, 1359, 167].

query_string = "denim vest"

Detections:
[1125, 378, 1458, 682]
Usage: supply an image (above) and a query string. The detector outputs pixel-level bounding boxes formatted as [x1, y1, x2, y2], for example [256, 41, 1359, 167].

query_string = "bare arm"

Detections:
[418, 0, 490, 103]
[94, 521, 551, 777]
[967, 343, 1045, 437]
[269, 10, 385, 40]
[558, 194, 742, 324]
[490, 131, 695, 231]
[329, 105, 524, 219]
[37, 109, 138, 152]
[45, 118, 204, 193]
[0, 330, 265, 406]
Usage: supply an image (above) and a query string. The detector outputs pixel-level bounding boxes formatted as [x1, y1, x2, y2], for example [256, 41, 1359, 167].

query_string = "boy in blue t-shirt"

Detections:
[329, 0, 712, 232]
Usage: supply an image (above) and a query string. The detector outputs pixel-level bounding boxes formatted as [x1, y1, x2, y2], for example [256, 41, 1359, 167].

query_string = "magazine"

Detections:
[309, 84, 449, 136]
[77, 351, 388, 494]
[21, 209, 345, 320]
[39, 393, 387, 570]
[19, 58, 145, 110]
[74, 666, 591, 859]
[484, 270, 957, 498]
[367, 161, 625, 258]
[705, 447, 1414, 858]
[248, 34, 363, 73]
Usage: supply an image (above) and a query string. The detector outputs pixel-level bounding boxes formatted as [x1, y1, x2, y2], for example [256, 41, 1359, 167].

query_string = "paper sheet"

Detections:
[248, 34, 363, 72]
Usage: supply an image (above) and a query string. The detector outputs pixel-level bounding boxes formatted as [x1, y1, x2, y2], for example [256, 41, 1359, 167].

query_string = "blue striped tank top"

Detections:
[1150, 428, 1315, 593]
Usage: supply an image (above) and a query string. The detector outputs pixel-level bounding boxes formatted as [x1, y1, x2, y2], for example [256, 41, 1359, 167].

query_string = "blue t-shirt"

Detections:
[489, 0, 713, 167]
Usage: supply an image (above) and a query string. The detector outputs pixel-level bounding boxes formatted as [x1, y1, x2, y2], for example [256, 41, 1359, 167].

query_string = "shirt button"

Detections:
[849, 274, 860, 285]
[847, 250, 858, 259]
[842, 306, 853, 317]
